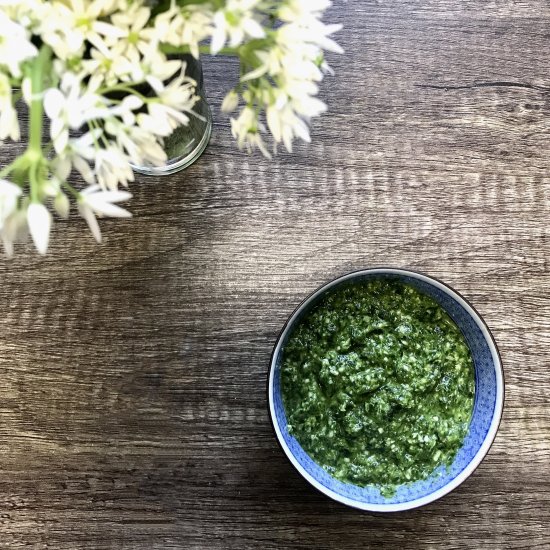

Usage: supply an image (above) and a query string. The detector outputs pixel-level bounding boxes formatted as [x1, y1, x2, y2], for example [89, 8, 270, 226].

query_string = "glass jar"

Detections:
[132, 54, 212, 176]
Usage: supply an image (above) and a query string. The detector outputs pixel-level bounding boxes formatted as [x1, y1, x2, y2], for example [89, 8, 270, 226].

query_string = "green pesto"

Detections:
[281, 279, 475, 497]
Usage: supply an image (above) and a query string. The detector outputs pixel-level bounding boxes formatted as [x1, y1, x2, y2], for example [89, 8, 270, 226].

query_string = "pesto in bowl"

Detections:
[280, 279, 475, 497]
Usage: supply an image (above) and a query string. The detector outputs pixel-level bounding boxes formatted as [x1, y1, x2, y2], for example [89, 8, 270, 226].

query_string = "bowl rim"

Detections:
[267, 267, 505, 512]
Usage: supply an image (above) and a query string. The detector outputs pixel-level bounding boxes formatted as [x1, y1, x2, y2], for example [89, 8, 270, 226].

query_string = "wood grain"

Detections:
[1, 1, 549, 548]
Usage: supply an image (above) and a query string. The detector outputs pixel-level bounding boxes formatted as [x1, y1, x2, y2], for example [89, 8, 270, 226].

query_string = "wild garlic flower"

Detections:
[1, 206, 27, 258]
[109, 3, 155, 59]
[26, 202, 51, 255]
[225, 0, 342, 156]
[0, 179, 21, 230]
[0, 0, 341, 256]
[78, 185, 132, 243]
[0, 10, 37, 77]
[166, 6, 213, 59]
[94, 146, 135, 191]
[43, 73, 111, 153]
[82, 43, 136, 87]
[211, 0, 265, 54]
[40, 0, 125, 60]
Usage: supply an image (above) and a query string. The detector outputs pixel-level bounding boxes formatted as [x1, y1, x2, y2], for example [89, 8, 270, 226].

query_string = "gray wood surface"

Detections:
[1, 1, 549, 548]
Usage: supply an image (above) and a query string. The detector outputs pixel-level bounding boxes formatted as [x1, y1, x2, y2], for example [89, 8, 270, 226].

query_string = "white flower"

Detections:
[81, 186, 132, 217]
[241, 49, 328, 152]
[150, 71, 199, 112]
[137, 71, 200, 137]
[0, 0, 341, 257]
[233, 3, 341, 154]
[0, 10, 38, 77]
[109, 3, 154, 59]
[136, 111, 174, 138]
[267, 105, 305, 152]
[169, 6, 213, 59]
[104, 118, 167, 167]
[1, 207, 27, 258]
[278, 20, 343, 54]
[126, 127, 167, 166]
[150, 3, 213, 59]
[221, 90, 239, 113]
[230, 106, 257, 145]
[98, 0, 131, 14]
[263, 75, 326, 151]
[78, 185, 132, 243]
[129, 42, 183, 83]
[0, 178, 21, 229]
[0, 73, 20, 141]
[48, 106, 136, 191]
[211, 0, 265, 54]
[54, 192, 70, 219]
[148, 99, 192, 130]
[21, 76, 32, 104]
[44, 73, 111, 154]
[230, 106, 271, 158]
[243, 130, 271, 158]
[65, 130, 103, 184]
[288, 88, 326, 118]
[81, 43, 135, 86]
[108, 94, 144, 127]
[241, 44, 323, 83]
[0, 0, 44, 26]
[38, 0, 126, 60]
[94, 145, 134, 190]
[278, 0, 333, 23]
[52, 155, 72, 181]
[27, 202, 52, 255]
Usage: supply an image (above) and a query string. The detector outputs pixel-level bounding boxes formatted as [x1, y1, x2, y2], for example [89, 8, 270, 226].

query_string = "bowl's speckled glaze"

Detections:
[268, 268, 504, 512]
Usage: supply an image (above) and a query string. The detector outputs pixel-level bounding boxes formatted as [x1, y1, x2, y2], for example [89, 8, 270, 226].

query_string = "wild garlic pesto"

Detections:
[281, 279, 475, 497]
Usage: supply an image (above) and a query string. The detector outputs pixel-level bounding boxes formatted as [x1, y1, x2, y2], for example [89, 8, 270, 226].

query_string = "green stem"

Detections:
[62, 181, 80, 199]
[29, 46, 50, 154]
[43, 141, 54, 156]
[0, 154, 33, 184]
[0, 160, 17, 179]
[27, 45, 51, 201]
[29, 162, 40, 202]
[97, 82, 148, 99]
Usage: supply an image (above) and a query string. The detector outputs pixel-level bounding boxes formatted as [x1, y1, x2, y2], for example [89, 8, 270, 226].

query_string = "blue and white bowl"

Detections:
[268, 268, 504, 512]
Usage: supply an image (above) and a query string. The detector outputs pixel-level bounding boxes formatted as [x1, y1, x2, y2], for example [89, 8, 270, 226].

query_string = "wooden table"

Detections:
[1, 2, 549, 548]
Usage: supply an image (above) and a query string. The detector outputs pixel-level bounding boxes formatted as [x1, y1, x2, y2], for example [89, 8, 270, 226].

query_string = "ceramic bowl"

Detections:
[267, 267, 504, 512]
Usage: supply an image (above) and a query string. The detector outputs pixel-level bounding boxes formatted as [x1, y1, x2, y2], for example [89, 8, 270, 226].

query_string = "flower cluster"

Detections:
[220, 0, 342, 156]
[0, 0, 340, 255]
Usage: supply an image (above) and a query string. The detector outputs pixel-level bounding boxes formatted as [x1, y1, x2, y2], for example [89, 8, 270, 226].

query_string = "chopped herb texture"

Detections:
[281, 279, 475, 497]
